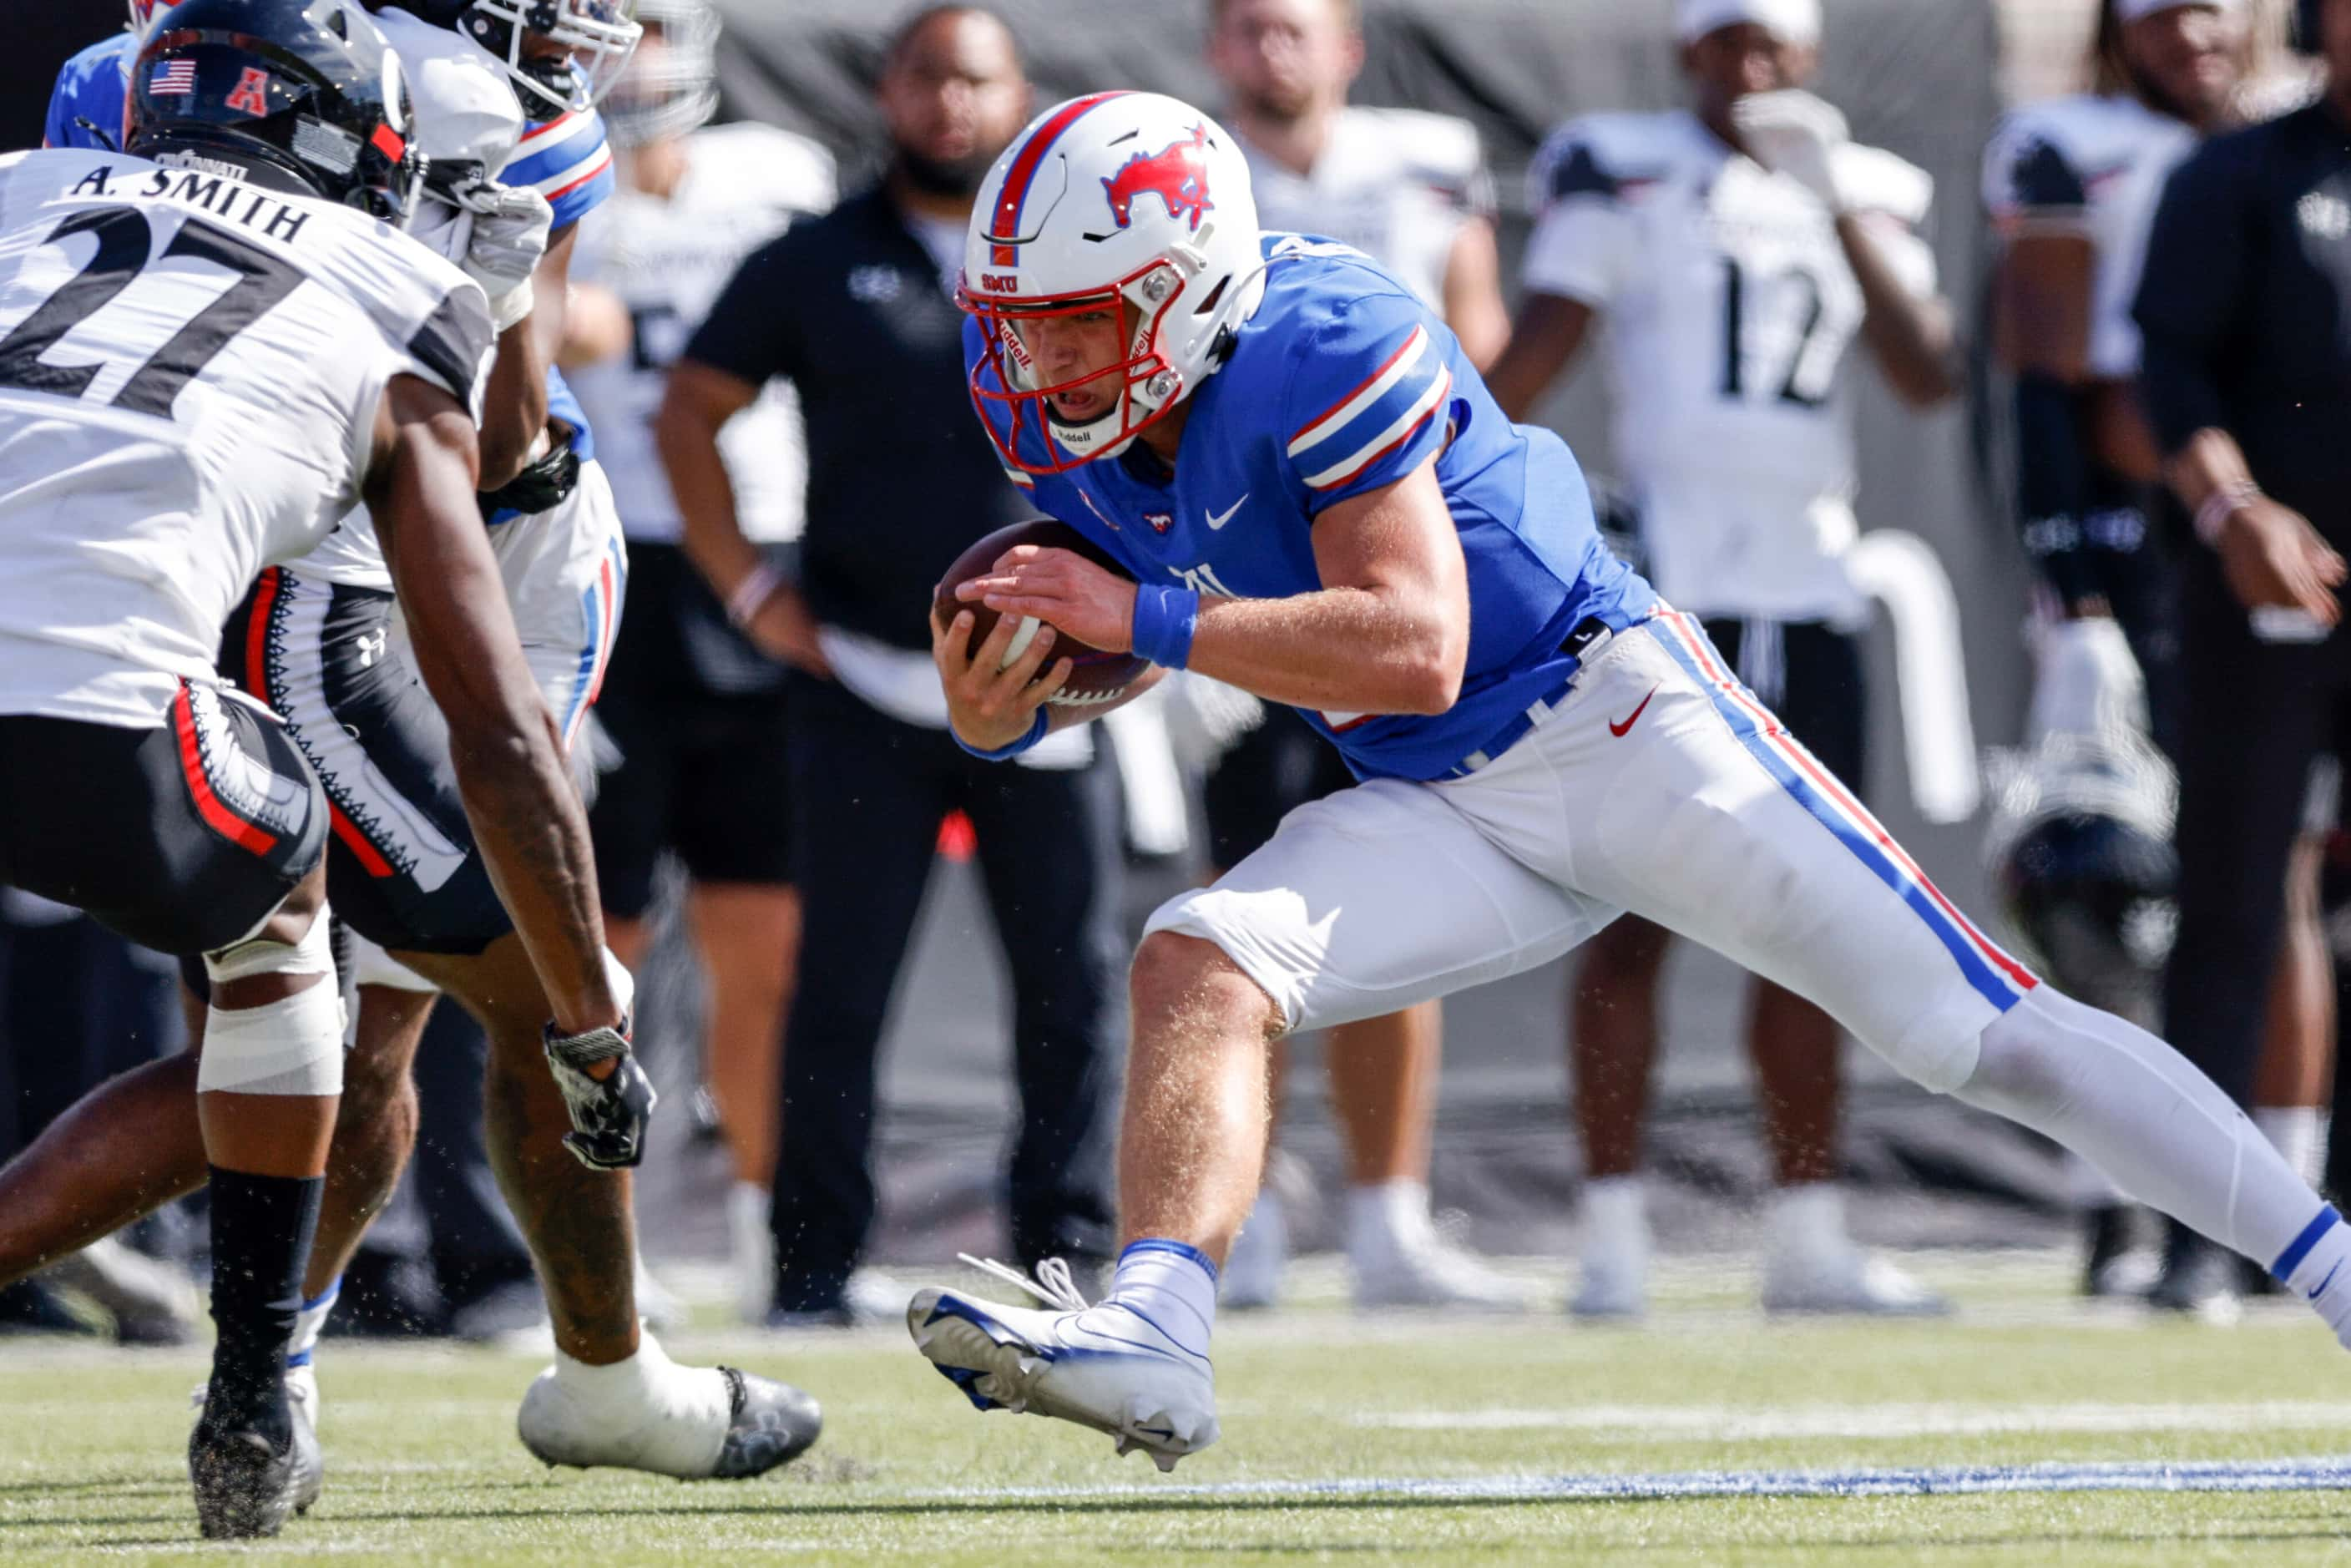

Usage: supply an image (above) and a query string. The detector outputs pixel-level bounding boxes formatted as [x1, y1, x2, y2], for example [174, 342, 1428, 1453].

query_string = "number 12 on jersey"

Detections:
[1717, 257, 1834, 410]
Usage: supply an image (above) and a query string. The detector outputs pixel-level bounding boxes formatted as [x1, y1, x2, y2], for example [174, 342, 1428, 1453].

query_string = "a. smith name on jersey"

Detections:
[62, 159, 324, 245]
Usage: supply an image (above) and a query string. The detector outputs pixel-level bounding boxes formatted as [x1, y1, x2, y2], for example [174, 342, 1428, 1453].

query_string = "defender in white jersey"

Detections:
[1484, 0, 1963, 1320]
[1202, 0, 1530, 1315]
[0, 0, 825, 1516]
[1980, 0, 2326, 1311]
[0, 0, 641, 1536]
[563, 0, 836, 1323]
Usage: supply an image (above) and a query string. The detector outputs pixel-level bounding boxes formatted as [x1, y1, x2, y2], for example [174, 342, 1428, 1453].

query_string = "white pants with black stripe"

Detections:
[1146, 612, 2350, 1302]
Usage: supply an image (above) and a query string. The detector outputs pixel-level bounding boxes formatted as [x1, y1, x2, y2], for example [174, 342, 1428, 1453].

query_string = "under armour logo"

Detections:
[354, 627, 387, 669]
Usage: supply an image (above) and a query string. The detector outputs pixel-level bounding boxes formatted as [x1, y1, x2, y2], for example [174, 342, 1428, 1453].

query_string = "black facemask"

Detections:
[895, 145, 996, 198]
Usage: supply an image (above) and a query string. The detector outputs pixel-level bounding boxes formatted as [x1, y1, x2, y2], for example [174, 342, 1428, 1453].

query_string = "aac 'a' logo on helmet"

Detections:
[225, 67, 273, 117]
[1101, 124, 1215, 233]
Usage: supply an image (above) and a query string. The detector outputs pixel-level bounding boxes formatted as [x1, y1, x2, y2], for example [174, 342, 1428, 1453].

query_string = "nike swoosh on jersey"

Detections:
[1609, 687, 1657, 738]
[1206, 495, 1247, 529]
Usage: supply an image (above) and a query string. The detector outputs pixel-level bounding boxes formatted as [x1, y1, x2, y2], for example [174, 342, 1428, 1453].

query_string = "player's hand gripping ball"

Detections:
[933, 520, 1150, 707]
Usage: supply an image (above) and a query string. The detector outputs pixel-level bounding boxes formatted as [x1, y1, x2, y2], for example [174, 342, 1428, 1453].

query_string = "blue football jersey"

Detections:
[969, 233, 1656, 782]
[46, 33, 130, 152]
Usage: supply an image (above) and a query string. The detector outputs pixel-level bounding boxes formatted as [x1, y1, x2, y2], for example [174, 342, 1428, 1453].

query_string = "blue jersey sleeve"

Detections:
[1277, 291, 1456, 513]
[501, 110, 614, 230]
[47, 35, 131, 152]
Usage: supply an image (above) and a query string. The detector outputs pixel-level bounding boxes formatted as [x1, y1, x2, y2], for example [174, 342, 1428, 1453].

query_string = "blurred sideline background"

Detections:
[0, 0, 2162, 1273]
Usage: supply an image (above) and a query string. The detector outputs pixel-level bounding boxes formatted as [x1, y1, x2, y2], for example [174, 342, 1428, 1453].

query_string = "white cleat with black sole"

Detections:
[907, 1257, 1219, 1473]
[516, 1333, 822, 1480]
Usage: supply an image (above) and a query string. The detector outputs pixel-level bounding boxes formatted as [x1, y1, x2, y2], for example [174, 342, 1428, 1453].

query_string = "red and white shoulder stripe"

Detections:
[1286, 325, 1454, 493]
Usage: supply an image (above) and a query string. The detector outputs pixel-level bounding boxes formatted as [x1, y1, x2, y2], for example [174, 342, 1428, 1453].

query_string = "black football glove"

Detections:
[543, 1016, 656, 1171]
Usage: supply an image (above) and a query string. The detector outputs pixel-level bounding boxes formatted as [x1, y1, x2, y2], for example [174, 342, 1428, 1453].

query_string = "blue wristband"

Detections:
[1130, 584, 1201, 670]
[953, 706, 1049, 761]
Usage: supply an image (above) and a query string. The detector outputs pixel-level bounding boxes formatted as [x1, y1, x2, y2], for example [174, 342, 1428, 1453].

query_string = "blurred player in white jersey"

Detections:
[0, 0, 641, 1532]
[564, 0, 837, 1323]
[1485, 0, 1962, 1318]
[1982, 0, 2327, 1311]
[3, 0, 822, 1507]
[1201, 0, 1528, 1313]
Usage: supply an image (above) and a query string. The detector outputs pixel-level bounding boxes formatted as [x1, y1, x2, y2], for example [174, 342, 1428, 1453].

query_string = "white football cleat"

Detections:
[1762, 1246, 1951, 1317]
[1352, 1235, 1541, 1313]
[1220, 1191, 1286, 1310]
[907, 1257, 1219, 1472]
[516, 1333, 822, 1479]
[1568, 1252, 1648, 1319]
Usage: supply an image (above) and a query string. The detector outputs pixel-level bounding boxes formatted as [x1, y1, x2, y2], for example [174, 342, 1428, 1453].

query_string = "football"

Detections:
[933, 519, 1151, 707]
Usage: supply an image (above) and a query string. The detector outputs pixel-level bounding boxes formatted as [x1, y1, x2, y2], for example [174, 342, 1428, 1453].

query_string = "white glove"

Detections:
[1732, 89, 1850, 213]
[448, 178, 553, 333]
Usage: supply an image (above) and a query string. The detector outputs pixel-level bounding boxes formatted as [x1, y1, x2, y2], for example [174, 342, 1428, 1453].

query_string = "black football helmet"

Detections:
[126, 0, 424, 225]
[382, 0, 641, 119]
[1989, 736, 2178, 1030]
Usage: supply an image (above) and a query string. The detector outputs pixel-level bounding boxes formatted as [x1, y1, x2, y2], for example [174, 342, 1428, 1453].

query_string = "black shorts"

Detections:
[1202, 702, 1359, 872]
[0, 683, 325, 956]
[1701, 615, 1868, 792]
[224, 567, 513, 958]
[589, 543, 793, 918]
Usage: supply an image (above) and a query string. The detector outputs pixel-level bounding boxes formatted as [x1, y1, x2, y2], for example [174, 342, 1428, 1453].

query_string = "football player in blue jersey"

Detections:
[905, 91, 2351, 1470]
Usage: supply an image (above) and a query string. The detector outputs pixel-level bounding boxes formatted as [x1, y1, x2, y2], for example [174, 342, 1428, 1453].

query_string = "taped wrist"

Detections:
[198, 913, 347, 1097]
[2013, 373, 2100, 606]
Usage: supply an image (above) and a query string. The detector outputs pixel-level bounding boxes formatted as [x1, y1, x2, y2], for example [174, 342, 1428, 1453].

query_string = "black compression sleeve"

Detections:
[2013, 372, 2105, 609]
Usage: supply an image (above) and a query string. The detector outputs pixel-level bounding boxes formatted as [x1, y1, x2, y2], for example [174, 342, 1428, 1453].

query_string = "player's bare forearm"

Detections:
[1186, 586, 1463, 716]
[1441, 219, 1512, 372]
[478, 315, 549, 490]
[478, 224, 578, 488]
[1991, 231, 2094, 383]
[1484, 292, 1596, 422]
[1838, 213, 1959, 407]
[656, 358, 764, 598]
[368, 378, 619, 1038]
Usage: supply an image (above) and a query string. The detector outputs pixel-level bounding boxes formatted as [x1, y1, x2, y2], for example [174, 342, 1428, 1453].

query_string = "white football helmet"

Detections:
[605, 0, 719, 147]
[961, 92, 1266, 473]
[393, 0, 643, 119]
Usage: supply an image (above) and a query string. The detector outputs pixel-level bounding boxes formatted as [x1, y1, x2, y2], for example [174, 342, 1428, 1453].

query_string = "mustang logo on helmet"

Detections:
[1101, 124, 1215, 232]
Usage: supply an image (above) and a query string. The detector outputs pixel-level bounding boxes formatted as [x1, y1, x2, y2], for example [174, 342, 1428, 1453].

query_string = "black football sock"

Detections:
[202, 1166, 323, 1446]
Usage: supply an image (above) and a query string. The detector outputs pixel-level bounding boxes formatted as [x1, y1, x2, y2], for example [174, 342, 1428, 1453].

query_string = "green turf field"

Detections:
[6, 1253, 2351, 1565]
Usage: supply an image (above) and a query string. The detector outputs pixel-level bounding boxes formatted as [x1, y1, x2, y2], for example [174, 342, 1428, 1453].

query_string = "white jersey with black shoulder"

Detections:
[291, 3, 524, 592]
[0, 149, 493, 726]
[1238, 105, 1494, 311]
[1981, 93, 2196, 382]
[567, 121, 836, 544]
[1521, 109, 1938, 624]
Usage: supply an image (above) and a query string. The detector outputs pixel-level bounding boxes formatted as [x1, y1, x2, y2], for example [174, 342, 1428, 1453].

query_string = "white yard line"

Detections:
[922, 1454, 2351, 1504]
[1355, 1400, 2351, 1439]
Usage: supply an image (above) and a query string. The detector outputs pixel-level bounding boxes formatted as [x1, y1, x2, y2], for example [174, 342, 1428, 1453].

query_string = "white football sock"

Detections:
[547, 1331, 731, 1477]
[1765, 1182, 1853, 1263]
[1109, 1240, 1217, 1356]
[287, 1277, 337, 1371]
[726, 1181, 773, 1323]
[1954, 986, 2351, 1345]
[2255, 1106, 2328, 1190]
[1346, 1179, 1434, 1266]
[1580, 1175, 1648, 1263]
